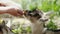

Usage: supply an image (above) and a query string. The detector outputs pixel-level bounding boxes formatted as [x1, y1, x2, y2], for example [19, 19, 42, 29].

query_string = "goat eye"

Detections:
[37, 15, 42, 19]
[39, 15, 42, 18]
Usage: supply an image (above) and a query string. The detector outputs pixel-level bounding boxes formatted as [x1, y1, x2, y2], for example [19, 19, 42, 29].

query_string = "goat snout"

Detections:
[40, 18, 48, 22]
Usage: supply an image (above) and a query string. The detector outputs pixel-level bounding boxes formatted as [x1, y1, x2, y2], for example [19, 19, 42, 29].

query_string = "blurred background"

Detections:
[1, 0, 60, 34]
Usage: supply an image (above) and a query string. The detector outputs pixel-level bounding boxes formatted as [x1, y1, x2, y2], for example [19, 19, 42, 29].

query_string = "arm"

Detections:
[0, 0, 23, 16]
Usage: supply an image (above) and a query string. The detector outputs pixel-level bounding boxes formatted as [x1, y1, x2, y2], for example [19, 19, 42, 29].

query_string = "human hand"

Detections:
[0, 1, 23, 16]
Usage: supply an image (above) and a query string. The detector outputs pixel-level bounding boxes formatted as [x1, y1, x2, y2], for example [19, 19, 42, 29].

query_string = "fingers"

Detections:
[6, 8, 19, 16]
[6, 8, 23, 16]
[0, 6, 23, 16]
[17, 9, 24, 15]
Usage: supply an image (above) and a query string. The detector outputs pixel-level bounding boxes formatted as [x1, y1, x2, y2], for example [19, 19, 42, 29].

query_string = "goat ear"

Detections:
[46, 11, 54, 16]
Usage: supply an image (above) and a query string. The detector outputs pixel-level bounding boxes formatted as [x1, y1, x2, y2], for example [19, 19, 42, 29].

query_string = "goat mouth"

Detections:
[40, 19, 48, 22]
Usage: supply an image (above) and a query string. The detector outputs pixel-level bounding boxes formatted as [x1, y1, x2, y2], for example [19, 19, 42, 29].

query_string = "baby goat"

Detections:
[24, 9, 53, 34]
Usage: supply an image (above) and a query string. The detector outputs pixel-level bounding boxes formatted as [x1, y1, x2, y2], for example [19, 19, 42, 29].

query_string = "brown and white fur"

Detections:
[24, 9, 53, 34]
